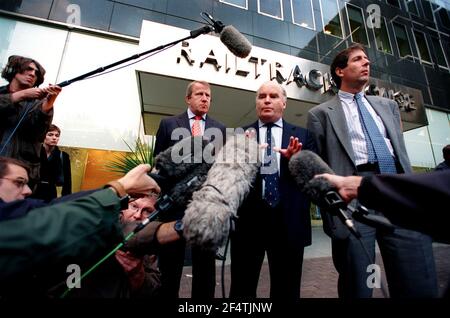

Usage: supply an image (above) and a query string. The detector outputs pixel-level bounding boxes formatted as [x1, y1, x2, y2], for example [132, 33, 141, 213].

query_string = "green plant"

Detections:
[105, 137, 155, 174]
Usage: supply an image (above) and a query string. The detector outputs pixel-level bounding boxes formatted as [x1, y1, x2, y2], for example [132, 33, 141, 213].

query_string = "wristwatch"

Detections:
[174, 219, 184, 237]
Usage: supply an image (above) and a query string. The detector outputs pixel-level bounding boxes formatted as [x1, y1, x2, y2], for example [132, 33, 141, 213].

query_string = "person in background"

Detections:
[0, 55, 61, 188]
[435, 144, 450, 171]
[33, 124, 71, 202]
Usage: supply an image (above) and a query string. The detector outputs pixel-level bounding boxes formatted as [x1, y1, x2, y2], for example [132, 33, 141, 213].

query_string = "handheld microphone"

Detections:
[201, 12, 252, 58]
[183, 133, 260, 250]
[288, 150, 361, 238]
[132, 136, 214, 233]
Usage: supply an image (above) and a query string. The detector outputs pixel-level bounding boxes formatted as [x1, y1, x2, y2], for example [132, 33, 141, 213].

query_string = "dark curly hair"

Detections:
[330, 44, 367, 89]
[1, 55, 46, 87]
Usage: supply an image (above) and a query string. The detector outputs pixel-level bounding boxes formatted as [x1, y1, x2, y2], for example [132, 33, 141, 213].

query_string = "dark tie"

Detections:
[262, 123, 280, 207]
[355, 93, 397, 173]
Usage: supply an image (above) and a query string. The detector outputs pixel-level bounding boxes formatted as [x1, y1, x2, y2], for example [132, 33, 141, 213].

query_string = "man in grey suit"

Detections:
[307, 44, 437, 298]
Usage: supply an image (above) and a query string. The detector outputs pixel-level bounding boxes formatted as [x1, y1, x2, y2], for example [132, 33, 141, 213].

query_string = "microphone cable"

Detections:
[59, 195, 171, 298]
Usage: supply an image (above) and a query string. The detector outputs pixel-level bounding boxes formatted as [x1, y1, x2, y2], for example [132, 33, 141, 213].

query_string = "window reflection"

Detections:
[291, 0, 315, 30]
[346, 3, 369, 46]
[320, 0, 343, 38]
[405, 0, 419, 16]
[220, 0, 248, 10]
[413, 30, 432, 64]
[258, 0, 283, 20]
[393, 22, 413, 58]
[430, 37, 449, 68]
[374, 16, 393, 54]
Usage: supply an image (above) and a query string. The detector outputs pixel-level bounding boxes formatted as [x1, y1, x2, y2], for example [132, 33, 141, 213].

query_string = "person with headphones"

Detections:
[0, 55, 62, 189]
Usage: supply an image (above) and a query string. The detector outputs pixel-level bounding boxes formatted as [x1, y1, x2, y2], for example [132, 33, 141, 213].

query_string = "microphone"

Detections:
[131, 136, 214, 233]
[182, 133, 260, 250]
[288, 150, 361, 238]
[201, 12, 252, 58]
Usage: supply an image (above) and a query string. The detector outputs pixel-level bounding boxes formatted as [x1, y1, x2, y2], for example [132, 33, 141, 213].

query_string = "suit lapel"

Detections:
[326, 96, 356, 164]
[176, 111, 191, 133]
[366, 96, 400, 155]
[281, 120, 294, 149]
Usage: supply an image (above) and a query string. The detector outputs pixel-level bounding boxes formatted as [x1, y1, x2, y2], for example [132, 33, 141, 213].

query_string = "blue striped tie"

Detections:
[262, 123, 280, 207]
[355, 93, 397, 173]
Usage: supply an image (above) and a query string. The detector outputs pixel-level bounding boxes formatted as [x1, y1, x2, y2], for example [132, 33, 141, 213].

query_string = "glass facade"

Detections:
[291, 0, 315, 30]
[393, 22, 413, 58]
[0, 0, 448, 170]
[346, 3, 369, 46]
[413, 30, 432, 64]
[320, 0, 343, 38]
[220, 0, 248, 9]
[258, 0, 283, 19]
[374, 16, 393, 54]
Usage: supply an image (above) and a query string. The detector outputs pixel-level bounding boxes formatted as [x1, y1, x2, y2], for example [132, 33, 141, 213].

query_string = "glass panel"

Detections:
[321, 0, 343, 38]
[431, 37, 448, 68]
[0, 17, 68, 87]
[405, 0, 419, 16]
[258, 0, 283, 19]
[0, 0, 53, 19]
[49, 0, 113, 31]
[220, 0, 248, 9]
[291, 0, 315, 29]
[374, 17, 393, 54]
[413, 30, 432, 63]
[347, 4, 369, 46]
[393, 22, 413, 57]
[426, 108, 450, 166]
[387, 0, 400, 8]
[422, 0, 434, 21]
[404, 126, 435, 168]
[437, 8, 450, 29]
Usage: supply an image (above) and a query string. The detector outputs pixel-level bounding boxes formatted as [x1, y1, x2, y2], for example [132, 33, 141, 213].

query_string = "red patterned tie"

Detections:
[191, 115, 202, 136]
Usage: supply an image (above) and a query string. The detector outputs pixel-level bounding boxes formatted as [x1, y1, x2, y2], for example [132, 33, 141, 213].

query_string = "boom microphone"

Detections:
[288, 150, 361, 237]
[220, 25, 252, 58]
[202, 12, 252, 58]
[182, 133, 260, 250]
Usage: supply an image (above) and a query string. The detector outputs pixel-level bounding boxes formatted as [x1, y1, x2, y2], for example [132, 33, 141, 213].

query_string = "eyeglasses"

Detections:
[127, 202, 153, 218]
[0, 177, 29, 189]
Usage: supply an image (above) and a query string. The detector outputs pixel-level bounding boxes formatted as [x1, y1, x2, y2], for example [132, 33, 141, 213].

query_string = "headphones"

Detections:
[2, 55, 18, 80]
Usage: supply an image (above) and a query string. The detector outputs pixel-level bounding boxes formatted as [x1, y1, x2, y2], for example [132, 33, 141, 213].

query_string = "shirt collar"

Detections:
[258, 118, 283, 129]
[187, 108, 206, 120]
[338, 89, 365, 101]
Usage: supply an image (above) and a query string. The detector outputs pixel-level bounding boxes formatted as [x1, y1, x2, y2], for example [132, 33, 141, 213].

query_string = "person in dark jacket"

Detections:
[0, 55, 61, 188]
[33, 124, 72, 202]
[316, 170, 450, 244]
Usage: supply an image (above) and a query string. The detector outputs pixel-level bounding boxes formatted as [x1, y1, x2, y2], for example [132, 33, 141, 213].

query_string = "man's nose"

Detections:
[22, 185, 32, 197]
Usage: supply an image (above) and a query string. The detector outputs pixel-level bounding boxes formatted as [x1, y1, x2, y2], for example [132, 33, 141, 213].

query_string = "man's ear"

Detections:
[335, 67, 344, 78]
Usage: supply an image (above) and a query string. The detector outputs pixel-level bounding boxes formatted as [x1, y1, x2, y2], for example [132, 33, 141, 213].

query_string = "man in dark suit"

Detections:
[229, 81, 316, 299]
[307, 44, 437, 297]
[153, 80, 226, 298]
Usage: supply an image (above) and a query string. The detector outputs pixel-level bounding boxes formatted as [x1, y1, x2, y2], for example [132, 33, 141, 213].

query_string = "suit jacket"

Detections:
[237, 119, 317, 249]
[154, 111, 226, 156]
[307, 95, 412, 239]
[359, 170, 450, 244]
